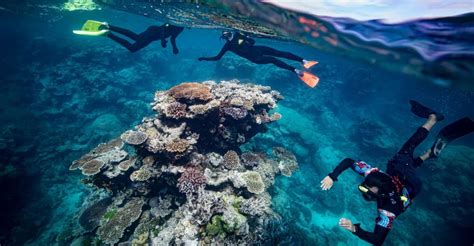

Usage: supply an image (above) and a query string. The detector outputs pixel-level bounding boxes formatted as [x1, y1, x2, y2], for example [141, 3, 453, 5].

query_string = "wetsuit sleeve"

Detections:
[199, 43, 229, 61]
[328, 158, 375, 181]
[353, 209, 395, 246]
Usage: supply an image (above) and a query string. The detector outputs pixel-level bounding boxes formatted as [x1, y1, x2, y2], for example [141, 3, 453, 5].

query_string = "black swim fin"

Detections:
[430, 117, 474, 158]
[409, 100, 444, 121]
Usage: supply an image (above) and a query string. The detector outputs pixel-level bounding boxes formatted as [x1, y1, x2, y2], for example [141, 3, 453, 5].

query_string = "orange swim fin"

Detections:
[303, 60, 318, 69]
[298, 71, 320, 88]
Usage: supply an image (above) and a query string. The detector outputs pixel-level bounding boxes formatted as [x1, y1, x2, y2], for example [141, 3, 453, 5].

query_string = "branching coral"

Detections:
[190, 190, 225, 226]
[177, 167, 207, 195]
[221, 107, 248, 120]
[240, 193, 272, 216]
[165, 102, 187, 119]
[223, 150, 241, 170]
[165, 138, 191, 153]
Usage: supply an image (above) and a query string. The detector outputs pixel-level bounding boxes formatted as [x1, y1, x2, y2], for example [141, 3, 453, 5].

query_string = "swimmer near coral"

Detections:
[320, 100, 474, 245]
[73, 20, 184, 54]
[199, 31, 320, 88]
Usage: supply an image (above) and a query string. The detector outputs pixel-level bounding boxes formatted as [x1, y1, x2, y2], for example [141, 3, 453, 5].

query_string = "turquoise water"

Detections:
[1, 5, 474, 246]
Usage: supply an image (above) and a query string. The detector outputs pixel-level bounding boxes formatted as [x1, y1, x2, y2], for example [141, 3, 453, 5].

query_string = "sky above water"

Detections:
[265, 0, 474, 22]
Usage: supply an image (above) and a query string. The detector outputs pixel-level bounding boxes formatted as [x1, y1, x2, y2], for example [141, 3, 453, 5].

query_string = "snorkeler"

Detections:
[320, 100, 474, 245]
[74, 20, 184, 54]
[198, 31, 320, 87]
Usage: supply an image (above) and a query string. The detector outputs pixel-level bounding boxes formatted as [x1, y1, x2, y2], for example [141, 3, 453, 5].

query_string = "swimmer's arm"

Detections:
[199, 43, 229, 61]
[353, 210, 395, 245]
[329, 158, 374, 181]
[353, 224, 390, 246]
[328, 158, 356, 181]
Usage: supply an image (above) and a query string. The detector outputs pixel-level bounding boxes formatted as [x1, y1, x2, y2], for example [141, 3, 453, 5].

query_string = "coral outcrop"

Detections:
[71, 80, 297, 245]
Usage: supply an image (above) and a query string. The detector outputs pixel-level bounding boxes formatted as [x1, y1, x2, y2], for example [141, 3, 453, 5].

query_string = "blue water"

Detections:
[1, 4, 474, 246]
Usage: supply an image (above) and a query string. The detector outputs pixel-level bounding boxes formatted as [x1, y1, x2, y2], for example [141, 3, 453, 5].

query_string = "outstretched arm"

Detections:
[199, 43, 229, 61]
[321, 158, 376, 190]
[329, 158, 375, 181]
[345, 209, 395, 245]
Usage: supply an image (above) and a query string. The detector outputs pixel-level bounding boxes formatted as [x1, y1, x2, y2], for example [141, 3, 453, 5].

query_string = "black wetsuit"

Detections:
[328, 127, 429, 245]
[199, 32, 303, 72]
[107, 24, 184, 53]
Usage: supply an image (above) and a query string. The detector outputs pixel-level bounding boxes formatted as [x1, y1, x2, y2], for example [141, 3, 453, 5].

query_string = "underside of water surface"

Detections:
[0, 1, 474, 245]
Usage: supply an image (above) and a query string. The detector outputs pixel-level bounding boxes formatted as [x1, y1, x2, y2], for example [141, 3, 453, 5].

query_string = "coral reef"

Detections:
[273, 147, 299, 177]
[223, 150, 241, 170]
[70, 81, 297, 244]
[97, 198, 145, 244]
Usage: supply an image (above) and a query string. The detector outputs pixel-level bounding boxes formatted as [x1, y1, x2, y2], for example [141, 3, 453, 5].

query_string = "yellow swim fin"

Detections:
[73, 20, 109, 36]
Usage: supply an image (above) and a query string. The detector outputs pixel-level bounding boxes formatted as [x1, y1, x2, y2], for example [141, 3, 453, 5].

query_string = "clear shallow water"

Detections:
[0, 2, 474, 246]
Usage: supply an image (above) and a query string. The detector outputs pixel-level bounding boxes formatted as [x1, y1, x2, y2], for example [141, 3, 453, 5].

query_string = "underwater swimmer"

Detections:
[198, 31, 320, 87]
[320, 100, 474, 245]
[75, 21, 184, 54]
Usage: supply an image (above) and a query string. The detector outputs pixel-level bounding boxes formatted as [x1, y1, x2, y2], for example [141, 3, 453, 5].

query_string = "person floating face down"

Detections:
[320, 100, 474, 245]
[100, 22, 184, 54]
[198, 31, 320, 87]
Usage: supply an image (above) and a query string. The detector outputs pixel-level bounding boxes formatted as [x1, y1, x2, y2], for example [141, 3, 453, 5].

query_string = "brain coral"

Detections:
[168, 83, 213, 102]
[121, 130, 148, 145]
[223, 150, 241, 170]
[241, 171, 265, 194]
[80, 159, 106, 176]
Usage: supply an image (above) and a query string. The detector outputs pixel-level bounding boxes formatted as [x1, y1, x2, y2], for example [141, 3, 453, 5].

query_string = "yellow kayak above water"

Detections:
[73, 20, 109, 36]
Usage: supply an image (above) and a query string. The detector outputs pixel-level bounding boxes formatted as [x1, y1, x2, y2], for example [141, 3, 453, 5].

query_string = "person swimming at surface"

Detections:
[198, 31, 320, 87]
[97, 22, 184, 54]
[320, 100, 474, 245]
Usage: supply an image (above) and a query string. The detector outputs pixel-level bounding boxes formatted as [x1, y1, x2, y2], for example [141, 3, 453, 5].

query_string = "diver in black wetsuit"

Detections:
[101, 23, 184, 53]
[198, 31, 320, 87]
[320, 100, 474, 245]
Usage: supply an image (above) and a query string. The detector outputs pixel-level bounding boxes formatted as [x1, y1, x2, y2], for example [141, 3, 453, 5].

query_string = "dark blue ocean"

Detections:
[1, 2, 473, 245]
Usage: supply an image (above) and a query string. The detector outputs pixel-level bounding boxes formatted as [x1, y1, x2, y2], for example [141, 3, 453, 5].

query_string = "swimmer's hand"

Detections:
[339, 218, 356, 233]
[320, 176, 334, 190]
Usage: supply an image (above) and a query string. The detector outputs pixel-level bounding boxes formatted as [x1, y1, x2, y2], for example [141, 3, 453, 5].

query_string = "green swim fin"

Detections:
[431, 117, 474, 157]
[73, 20, 109, 36]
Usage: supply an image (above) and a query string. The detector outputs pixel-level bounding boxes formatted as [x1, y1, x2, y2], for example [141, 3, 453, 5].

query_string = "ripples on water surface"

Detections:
[0, 0, 473, 245]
